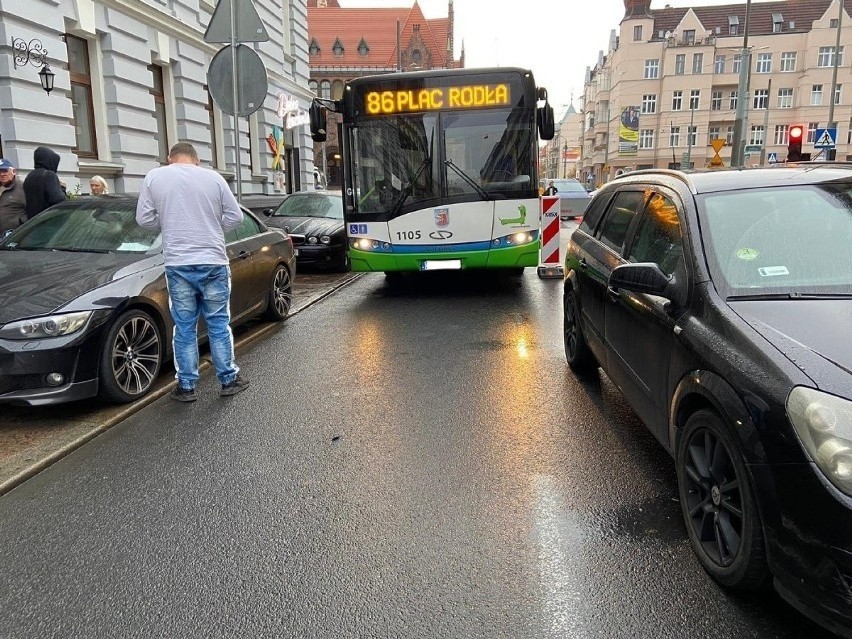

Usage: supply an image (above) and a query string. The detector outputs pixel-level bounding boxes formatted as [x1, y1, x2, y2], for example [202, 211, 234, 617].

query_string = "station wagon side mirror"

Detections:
[609, 263, 674, 298]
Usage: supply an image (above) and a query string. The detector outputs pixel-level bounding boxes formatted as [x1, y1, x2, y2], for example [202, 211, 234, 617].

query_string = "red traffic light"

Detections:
[789, 125, 804, 141]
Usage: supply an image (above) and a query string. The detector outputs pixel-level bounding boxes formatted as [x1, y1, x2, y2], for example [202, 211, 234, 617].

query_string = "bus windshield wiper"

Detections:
[444, 159, 489, 200]
[388, 130, 434, 219]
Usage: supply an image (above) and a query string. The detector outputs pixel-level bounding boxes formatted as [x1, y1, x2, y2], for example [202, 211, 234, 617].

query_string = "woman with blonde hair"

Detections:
[90, 175, 108, 195]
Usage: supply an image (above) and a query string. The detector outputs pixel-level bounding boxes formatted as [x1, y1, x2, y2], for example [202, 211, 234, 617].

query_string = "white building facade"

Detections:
[0, 0, 315, 195]
[581, 0, 852, 186]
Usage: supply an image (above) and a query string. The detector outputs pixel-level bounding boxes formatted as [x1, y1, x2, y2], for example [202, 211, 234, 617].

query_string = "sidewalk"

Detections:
[0, 271, 359, 495]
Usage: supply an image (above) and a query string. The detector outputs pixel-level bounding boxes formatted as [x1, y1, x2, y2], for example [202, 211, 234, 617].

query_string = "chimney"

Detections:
[623, 0, 652, 19]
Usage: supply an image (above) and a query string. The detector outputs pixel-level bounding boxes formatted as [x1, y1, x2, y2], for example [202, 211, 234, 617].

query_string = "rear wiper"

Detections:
[444, 159, 489, 200]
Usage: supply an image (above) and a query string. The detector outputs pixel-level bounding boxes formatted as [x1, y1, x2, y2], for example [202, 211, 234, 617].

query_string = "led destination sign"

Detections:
[365, 83, 511, 115]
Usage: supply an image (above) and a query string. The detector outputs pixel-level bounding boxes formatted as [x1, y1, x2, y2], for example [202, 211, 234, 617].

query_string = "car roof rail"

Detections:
[611, 168, 698, 193]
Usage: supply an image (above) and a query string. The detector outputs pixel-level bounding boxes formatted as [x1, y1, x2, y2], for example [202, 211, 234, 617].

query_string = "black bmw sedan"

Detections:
[562, 166, 852, 637]
[261, 191, 349, 271]
[0, 195, 296, 406]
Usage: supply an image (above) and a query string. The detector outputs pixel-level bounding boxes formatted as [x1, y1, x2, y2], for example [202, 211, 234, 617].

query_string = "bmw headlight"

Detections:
[320, 235, 331, 245]
[787, 386, 852, 496]
[0, 310, 93, 340]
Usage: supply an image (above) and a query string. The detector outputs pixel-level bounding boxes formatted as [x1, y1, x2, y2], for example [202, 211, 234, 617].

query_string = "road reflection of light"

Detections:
[533, 474, 587, 636]
[516, 336, 530, 360]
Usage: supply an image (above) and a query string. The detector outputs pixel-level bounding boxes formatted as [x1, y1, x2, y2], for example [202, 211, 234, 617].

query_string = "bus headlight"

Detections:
[513, 232, 533, 244]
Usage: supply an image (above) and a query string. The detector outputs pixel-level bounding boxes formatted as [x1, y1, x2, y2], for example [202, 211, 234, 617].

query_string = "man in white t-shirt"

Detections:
[136, 142, 248, 402]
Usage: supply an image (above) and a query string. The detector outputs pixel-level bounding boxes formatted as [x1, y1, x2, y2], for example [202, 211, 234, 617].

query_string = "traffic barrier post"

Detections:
[537, 195, 563, 279]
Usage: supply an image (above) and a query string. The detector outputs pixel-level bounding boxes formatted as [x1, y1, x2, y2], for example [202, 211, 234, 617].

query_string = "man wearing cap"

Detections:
[0, 159, 27, 235]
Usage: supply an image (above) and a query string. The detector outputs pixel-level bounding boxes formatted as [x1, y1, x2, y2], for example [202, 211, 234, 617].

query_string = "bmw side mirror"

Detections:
[609, 263, 673, 298]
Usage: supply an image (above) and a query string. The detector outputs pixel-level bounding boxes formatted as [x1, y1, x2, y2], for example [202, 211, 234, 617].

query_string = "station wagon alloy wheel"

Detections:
[677, 410, 767, 589]
[563, 290, 597, 374]
[99, 309, 163, 403]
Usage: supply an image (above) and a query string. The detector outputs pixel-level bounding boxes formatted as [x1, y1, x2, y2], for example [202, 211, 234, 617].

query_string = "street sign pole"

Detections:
[229, 0, 242, 202]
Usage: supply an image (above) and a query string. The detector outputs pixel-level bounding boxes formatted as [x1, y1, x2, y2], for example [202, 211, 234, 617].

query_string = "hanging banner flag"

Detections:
[618, 105, 639, 156]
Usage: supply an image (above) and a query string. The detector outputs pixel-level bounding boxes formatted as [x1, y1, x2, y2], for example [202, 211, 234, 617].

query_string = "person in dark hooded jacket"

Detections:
[23, 146, 65, 219]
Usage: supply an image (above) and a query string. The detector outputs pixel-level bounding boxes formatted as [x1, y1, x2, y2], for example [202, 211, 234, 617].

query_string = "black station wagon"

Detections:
[562, 166, 852, 638]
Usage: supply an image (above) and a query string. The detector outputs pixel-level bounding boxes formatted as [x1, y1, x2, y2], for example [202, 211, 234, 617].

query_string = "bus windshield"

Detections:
[350, 107, 534, 217]
[353, 114, 439, 215]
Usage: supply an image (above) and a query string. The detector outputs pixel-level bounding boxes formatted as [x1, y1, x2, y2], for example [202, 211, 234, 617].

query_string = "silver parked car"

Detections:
[549, 178, 591, 221]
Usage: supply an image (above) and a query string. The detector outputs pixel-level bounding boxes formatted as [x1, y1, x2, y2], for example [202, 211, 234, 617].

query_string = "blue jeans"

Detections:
[165, 265, 239, 389]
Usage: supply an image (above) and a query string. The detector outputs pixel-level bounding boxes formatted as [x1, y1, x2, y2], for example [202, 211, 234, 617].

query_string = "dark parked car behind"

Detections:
[562, 166, 852, 637]
[262, 190, 349, 271]
[0, 195, 296, 406]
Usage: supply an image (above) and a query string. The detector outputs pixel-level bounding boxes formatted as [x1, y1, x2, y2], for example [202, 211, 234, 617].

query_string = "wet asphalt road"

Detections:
[0, 269, 834, 638]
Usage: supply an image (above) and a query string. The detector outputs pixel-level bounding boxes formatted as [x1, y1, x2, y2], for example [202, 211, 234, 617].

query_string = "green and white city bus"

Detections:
[309, 67, 555, 275]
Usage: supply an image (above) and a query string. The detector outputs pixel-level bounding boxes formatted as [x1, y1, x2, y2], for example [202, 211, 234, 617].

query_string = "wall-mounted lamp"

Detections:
[11, 37, 54, 95]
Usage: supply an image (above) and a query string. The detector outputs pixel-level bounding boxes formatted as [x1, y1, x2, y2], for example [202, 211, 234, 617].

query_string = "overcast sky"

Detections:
[338, 0, 773, 119]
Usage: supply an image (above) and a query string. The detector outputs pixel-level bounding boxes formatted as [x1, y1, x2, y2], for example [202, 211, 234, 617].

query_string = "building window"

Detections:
[811, 84, 823, 106]
[332, 38, 344, 56]
[831, 18, 839, 28]
[412, 49, 422, 64]
[835, 84, 843, 105]
[818, 46, 843, 67]
[683, 29, 695, 45]
[749, 125, 765, 145]
[148, 64, 169, 162]
[204, 86, 220, 168]
[714, 54, 725, 74]
[670, 127, 680, 147]
[772, 13, 783, 33]
[309, 80, 318, 96]
[807, 122, 818, 143]
[358, 38, 369, 56]
[66, 34, 97, 158]
[780, 52, 797, 72]
[756, 53, 772, 73]
[689, 89, 700, 110]
[674, 54, 685, 75]
[320, 80, 331, 99]
[774, 124, 789, 145]
[692, 53, 703, 74]
[639, 129, 654, 149]
[672, 90, 683, 111]
[753, 88, 768, 109]
[728, 16, 739, 35]
[308, 38, 320, 56]
[708, 126, 720, 140]
[729, 90, 738, 110]
[644, 59, 659, 79]
[633, 25, 643, 41]
[641, 94, 657, 114]
[711, 91, 722, 110]
[686, 126, 697, 147]
[777, 88, 793, 109]
[732, 54, 741, 74]
[726, 126, 735, 145]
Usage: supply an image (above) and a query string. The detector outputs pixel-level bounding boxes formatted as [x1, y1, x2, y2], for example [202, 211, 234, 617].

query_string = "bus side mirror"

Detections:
[537, 103, 555, 140]
[309, 101, 327, 143]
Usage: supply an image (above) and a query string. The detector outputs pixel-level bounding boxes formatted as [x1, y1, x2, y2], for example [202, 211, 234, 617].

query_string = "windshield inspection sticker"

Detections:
[736, 248, 760, 261]
[758, 266, 790, 277]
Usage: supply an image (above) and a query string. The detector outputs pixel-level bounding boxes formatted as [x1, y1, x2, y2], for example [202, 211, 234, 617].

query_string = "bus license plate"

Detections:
[421, 259, 461, 271]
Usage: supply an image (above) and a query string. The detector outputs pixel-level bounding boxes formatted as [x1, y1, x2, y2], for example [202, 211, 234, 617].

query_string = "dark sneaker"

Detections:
[170, 386, 197, 403]
[220, 374, 249, 397]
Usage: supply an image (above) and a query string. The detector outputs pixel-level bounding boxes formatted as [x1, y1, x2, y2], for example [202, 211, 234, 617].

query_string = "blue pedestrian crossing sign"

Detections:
[814, 128, 837, 149]
[768, 152, 778, 164]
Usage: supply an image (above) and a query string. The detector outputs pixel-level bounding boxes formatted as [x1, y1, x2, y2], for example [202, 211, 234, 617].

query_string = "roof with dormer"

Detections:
[640, 0, 834, 38]
[307, 0, 455, 69]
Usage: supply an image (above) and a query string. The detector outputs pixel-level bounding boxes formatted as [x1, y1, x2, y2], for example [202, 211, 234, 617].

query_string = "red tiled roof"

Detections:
[649, 0, 833, 38]
[308, 2, 450, 68]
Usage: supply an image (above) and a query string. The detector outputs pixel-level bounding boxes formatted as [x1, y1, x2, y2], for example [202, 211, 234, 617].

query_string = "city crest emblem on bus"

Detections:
[434, 208, 450, 228]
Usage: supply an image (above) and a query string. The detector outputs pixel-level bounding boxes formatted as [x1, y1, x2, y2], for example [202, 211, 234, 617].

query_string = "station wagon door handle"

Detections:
[579, 257, 588, 269]
[607, 285, 621, 302]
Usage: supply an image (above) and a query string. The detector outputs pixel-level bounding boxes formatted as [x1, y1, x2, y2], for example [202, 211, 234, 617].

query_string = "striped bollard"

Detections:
[537, 195, 564, 279]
